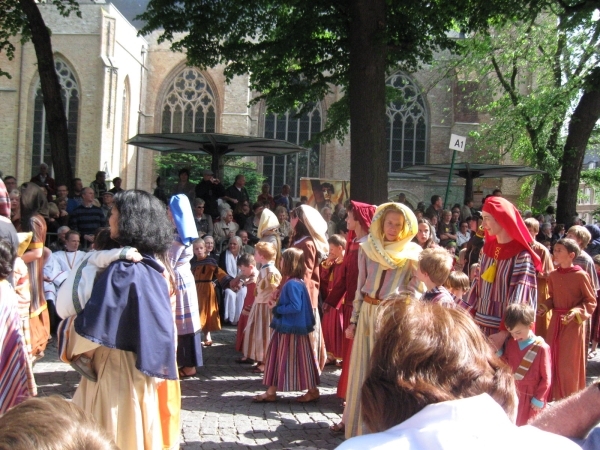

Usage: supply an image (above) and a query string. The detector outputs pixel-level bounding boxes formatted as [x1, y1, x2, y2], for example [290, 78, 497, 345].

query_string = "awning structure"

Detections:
[126, 132, 307, 176]
[397, 163, 545, 202]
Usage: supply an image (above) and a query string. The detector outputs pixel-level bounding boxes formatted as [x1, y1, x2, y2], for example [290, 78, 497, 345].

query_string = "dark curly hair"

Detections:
[0, 237, 15, 280]
[112, 190, 172, 255]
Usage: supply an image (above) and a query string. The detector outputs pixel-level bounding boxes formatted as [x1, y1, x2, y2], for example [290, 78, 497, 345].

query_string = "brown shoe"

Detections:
[296, 390, 320, 403]
[252, 393, 277, 403]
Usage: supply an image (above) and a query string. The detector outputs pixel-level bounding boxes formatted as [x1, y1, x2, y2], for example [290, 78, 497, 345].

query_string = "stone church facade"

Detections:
[0, 1, 504, 205]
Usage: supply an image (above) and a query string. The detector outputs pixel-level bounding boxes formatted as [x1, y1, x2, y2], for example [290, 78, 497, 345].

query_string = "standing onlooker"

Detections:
[243, 202, 264, 245]
[256, 183, 275, 210]
[192, 198, 213, 237]
[69, 178, 84, 211]
[55, 185, 78, 214]
[153, 177, 168, 205]
[68, 188, 106, 247]
[233, 201, 253, 230]
[108, 177, 123, 194]
[30, 163, 56, 202]
[218, 237, 246, 325]
[273, 184, 293, 212]
[223, 174, 249, 209]
[252, 248, 320, 403]
[89, 171, 107, 200]
[321, 207, 336, 237]
[3, 176, 17, 193]
[539, 238, 596, 401]
[195, 169, 225, 220]
[9, 189, 21, 230]
[101, 192, 114, 220]
[437, 210, 457, 248]
[425, 194, 443, 222]
[172, 168, 196, 204]
[396, 193, 414, 210]
[460, 198, 474, 222]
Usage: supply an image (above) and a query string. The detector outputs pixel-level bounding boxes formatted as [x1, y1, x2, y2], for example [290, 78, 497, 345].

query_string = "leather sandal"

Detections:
[252, 393, 277, 403]
[329, 422, 345, 433]
[296, 390, 320, 403]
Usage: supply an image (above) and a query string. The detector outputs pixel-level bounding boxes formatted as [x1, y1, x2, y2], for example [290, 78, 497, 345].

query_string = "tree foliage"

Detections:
[154, 153, 265, 201]
[0, 0, 80, 78]
[138, 0, 542, 203]
[454, 6, 600, 207]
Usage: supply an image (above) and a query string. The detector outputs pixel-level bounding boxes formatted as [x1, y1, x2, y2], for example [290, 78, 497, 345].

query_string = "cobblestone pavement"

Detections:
[33, 327, 345, 449]
[32, 327, 600, 449]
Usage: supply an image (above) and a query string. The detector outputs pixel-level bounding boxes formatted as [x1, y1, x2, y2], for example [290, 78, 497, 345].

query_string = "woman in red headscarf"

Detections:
[325, 201, 376, 433]
[463, 196, 541, 350]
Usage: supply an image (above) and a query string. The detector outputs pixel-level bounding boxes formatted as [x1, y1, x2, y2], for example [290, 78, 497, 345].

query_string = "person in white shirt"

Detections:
[456, 220, 471, 248]
[337, 299, 580, 450]
[52, 230, 87, 273]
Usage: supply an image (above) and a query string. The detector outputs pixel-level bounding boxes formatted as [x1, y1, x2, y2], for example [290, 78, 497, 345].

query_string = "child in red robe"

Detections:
[538, 238, 596, 401]
[235, 254, 258, 356]
[320, 234, 346, 365]
[500, 303, 551, 426]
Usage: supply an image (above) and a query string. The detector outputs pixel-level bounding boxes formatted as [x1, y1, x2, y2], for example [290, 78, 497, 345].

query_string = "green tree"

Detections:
[155, 153, 265, 202]
[454, 3, 600, 222]
[138, 0, 537, 204]
[1, 0, 80, 188]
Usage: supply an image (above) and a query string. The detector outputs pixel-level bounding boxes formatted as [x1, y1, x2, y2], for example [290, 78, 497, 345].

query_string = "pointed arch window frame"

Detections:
[31, 58, 79, 177]
[386, 72, 429, 173]
[161, 67, 217, 134]
[262, 104, 323, 198]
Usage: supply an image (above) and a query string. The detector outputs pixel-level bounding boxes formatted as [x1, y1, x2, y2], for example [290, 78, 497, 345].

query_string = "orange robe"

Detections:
[543, 266, 596, 400]
[531, 241, 554, 341]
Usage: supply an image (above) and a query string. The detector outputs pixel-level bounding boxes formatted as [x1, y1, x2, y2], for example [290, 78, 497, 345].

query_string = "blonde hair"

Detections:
[254, 241, 276, 261]
[419, 247, 453, 286]
[444, 271, 470, 292]
[567, 225, 591, 248]
[524, 218, 540, 234]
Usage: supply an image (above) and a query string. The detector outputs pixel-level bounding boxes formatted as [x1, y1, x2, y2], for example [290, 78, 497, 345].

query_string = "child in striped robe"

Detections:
[500, 303, 551, 426]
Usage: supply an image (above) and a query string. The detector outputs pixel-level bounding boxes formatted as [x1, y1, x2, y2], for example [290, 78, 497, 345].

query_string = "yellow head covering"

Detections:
[360, 202, 422, 270]
[258, 208, 280, 238]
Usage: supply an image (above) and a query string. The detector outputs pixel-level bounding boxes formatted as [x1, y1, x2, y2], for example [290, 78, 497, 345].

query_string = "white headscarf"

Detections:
[297, 204, 329, 257]
[258, 208, 280, 238]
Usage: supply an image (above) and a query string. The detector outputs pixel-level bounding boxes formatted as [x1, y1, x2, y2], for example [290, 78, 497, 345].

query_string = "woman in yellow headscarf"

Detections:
[343, 202, 425, 439]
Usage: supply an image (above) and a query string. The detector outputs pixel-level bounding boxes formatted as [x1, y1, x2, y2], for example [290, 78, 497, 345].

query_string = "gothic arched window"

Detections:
[386, 72, 428, 172]
[161, 68, 216, 133]
[262, 105, 322, 197]
[31, 58, 79, 177]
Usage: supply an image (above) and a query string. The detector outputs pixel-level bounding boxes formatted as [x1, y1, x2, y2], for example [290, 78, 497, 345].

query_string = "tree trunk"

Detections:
[531, 172, 553, 208]
[348, 0, 388, 205]
[18, 0, 73, 188]
[556, 67, 600, 227]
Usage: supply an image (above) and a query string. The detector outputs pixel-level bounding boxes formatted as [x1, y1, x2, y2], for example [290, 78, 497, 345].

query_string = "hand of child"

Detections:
[125, 248, 143, 263]
[536, 304, 548, 316]
[268, 299, 276, 310]
[488, 330, 509, 351]
[322, 303, 330, 313]
[345, 323, 356, 340]
[561, 311, 575, 325]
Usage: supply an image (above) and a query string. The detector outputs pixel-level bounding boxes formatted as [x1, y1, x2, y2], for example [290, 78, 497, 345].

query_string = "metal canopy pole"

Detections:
[444, 150, 457, 209]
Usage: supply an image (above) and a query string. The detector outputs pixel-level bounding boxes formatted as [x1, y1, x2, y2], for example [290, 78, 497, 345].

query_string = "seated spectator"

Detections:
[413, 218, 437, 250]
[204, 235, 217, 258]
[101, 191, 114, 220]
[275, 206, 292, 248]
[322, 206, 336, 237]
[456, 220, 471, 248]
[239, 230, 255, 255]
[54, 197, 69, 227]
[437, 209, 457, 248]
[257, 182, 275, 209]
[243, 202, 264, 245]
[49, 225, 70, 252]
[68, 187, 106, 247]
[337, 300, 580, 449]
[233, 200, 252, 229]
[536, 222, 552, 243]
[89, 171, 107, 199]
[3, 176, 17, 193]
[193, 198, 214, 237]
[172, 168, 196, 203]
[213, 208, 239, 248]
[46, 202, 60, 234]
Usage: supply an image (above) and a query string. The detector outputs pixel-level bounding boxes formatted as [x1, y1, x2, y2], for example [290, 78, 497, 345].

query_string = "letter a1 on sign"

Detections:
[449, 134, 466, 152]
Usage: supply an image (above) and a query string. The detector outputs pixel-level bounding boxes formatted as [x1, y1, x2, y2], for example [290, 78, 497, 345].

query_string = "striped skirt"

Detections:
[263, 331, 320, 392]
[309, 308, 327, 373]
[243, 303, 272, 362]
